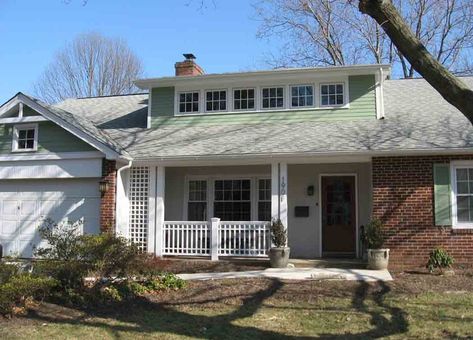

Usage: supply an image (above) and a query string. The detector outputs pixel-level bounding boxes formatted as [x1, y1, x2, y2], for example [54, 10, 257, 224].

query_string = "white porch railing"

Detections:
[162, 219, 271, 259]
[218, 221, 270, 257]
[163, 222, 210, 256]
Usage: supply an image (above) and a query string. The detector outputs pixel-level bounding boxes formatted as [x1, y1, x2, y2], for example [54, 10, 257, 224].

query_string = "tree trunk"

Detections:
[359, 0, 473, 124]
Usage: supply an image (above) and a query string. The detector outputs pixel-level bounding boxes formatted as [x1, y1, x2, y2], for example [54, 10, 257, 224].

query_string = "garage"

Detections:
[0, 178, 101, 258]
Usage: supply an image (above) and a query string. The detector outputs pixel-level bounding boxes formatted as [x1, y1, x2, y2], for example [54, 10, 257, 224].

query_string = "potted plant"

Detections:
[268, 219, 290, 268]
[360, 219, 389, 270]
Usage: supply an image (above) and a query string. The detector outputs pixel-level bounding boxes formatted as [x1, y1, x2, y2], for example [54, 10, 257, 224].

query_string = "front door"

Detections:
[321, 176, 356, 257]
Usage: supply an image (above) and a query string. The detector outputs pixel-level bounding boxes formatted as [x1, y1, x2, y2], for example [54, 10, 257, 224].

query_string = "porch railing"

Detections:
[163, 219, 271, 260]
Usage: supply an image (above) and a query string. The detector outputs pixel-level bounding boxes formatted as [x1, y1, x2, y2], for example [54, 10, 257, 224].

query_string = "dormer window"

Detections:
[291, 85, 314, 108]
[206, 90, 227, 112]
[179, 91, 199, 113]
[262, 87, 284, 109]
[320, 83, 345, 106]
[13, 124, 38, 152]
[233, 88, 255, 111]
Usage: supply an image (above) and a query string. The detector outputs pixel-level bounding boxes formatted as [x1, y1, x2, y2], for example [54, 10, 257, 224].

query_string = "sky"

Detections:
[0, 0, 272, 103]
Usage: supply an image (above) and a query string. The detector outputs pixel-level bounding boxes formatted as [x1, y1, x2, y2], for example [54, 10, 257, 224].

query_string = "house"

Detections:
[1, 54, 473, 267]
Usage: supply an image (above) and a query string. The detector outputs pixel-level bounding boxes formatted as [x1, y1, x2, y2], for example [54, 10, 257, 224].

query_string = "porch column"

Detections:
[271, 162, 288, 230]
[148, 166, 165, 256]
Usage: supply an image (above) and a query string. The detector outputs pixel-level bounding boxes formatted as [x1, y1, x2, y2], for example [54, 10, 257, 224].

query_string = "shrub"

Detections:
[144, 273, 186, 291]
[427, 247, 454, 273]
[0, 263, 56, 316]
[270, 219, 287, 248]
[361, 220, 385, 249]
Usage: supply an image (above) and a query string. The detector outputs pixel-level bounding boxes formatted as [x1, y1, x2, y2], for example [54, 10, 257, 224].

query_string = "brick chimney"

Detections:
[175, 53, 205, 76]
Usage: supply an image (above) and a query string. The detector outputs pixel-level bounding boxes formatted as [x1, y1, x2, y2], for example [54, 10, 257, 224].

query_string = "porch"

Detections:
[116, 160, 372, 260]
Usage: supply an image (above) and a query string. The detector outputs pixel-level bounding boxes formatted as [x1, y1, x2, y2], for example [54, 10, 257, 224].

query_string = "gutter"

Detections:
[115, 159, 133, 236]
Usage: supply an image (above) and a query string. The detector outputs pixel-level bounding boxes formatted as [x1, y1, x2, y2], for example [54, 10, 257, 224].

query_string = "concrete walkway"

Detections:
[177, 267, 393, 282]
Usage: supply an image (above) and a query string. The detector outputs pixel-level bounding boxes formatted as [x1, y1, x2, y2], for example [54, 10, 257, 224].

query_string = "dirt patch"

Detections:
[146, 257, 269, 274]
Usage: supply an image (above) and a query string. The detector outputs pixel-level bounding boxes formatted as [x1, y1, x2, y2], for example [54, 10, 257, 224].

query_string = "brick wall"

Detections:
[100, 159, 116, 233]
[372, 155, 473, 268]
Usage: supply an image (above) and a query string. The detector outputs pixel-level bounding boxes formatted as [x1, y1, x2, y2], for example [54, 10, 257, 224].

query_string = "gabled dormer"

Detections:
[135, 55, 391, 128]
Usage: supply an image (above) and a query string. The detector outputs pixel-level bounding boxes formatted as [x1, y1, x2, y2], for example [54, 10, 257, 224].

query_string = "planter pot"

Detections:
[269, 247, 290, 268]
[367, 249, 390, 270]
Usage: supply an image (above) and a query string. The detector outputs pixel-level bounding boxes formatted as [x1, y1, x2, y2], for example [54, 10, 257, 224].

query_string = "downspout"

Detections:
[115, 160, 133, 236]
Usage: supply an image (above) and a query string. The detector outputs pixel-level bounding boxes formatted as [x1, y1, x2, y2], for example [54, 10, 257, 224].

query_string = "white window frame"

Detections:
[205, 89, 228, 113]
[184, 174, 270, 221]
[450, 161, 473, 229]
[319, 82, 348, 108]
[257, 178, 271, 221]
[177, 91, 200, 114]
[232, 87, 256, 112]
[261, 86, 285, 110]
[290, 84, 316, 109]
[12, 123, 38, 152]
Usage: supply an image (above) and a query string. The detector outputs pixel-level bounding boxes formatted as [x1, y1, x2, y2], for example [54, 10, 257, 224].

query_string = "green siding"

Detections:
[0, 121, 95, 154]
[150, 86, 175, 118]
[433, 163, 452, 226]
[150, 75, 376, 127]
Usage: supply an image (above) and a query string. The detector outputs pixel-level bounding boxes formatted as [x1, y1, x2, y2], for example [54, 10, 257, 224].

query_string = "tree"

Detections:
[358, 0, 473, 124]
[34, 32, 144, 103]
[255, 0, 473, 78]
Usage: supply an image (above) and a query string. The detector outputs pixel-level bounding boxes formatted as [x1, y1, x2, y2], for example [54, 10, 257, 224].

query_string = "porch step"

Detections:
[289, 258, 367, 269]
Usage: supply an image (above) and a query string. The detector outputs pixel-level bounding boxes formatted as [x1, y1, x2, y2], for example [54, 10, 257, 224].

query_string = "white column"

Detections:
[210, 217, 220, 261]
[115, 168, 130, 237]
[148, 167, 157, 254]
[271, 162, 288, 235]
[155, 166, 165, 256]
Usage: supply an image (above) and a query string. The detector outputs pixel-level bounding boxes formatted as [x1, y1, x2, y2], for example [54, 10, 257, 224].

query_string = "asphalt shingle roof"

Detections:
[52, 77, 473, 160]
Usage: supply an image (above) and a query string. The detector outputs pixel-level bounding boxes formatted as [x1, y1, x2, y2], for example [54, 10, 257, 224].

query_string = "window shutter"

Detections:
[433, 163, 452, 226]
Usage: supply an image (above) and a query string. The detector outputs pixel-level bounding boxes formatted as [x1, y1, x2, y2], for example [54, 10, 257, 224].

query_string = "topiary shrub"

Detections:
[270, 219, 287, 248]
[360, 219, 385, 249]
[427, 247, 454, 274]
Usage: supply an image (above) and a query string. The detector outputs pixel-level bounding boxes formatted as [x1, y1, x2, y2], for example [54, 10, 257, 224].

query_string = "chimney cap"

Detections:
[183, 53, 196, 60]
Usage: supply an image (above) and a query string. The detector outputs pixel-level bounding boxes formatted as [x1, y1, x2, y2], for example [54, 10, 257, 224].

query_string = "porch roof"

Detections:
[104, 77, 473, 160]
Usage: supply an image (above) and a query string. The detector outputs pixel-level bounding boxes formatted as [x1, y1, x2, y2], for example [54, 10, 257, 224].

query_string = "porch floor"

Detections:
[177, 267, 392, 282]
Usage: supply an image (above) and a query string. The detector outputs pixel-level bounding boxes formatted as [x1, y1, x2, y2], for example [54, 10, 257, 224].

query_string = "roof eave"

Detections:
[134, 64, 392, 89]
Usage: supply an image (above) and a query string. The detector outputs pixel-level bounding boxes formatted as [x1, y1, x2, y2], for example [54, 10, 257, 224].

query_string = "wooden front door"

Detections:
[321, 176, 356, 256]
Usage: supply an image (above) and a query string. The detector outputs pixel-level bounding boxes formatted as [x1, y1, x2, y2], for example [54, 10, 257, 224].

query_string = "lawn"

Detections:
[1, 270, 473, 339]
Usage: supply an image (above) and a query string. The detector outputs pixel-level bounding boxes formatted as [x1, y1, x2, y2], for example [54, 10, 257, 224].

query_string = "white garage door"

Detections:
[0, 179, 101, 258]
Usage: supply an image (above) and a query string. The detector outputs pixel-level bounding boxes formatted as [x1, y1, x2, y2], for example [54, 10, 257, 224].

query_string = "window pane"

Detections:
[263, 99, 269, 108]
[18, 130, 26, 139]
[322, 96, 328, 106]
[248, 89, 254, 98]
[457, 169, 468, 180]
[18, 140, 26, 149]
[180, 93, 186, 102]
[26, 140, 34, 149]
[193, 103, 199, 111]
[258, 202, 271, 221]
[336, 84, 343, 93]
[193, 92, 199, 101]
[292, 87, 298, 96]
[458, 181, 469, 194]
[234, 101, 241, 110]
[26, 129, 35, 139]
[188, 202, 207, 221]
[263, 88, 269, 97]
[457, 196, 470, 222]
[234, 90, 240, 99]
[248, 100, 254, 109]
[321, 85, 328, 95]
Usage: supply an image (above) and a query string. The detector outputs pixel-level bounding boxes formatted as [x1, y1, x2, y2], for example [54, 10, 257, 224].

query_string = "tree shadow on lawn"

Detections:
[26, 279, 410, 339]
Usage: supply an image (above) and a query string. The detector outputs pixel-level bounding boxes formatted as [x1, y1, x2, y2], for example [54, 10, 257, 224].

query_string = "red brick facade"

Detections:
[100, 159, 116, 233]
[372, 155, 473, 268]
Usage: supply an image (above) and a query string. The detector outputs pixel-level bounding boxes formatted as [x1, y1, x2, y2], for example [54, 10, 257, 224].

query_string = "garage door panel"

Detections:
[3, 200, 19, 216]
[0, 179, 101, 258]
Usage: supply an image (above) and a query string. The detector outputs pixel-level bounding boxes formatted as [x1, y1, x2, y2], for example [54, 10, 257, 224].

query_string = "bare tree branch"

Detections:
[34, 32, 144, 103]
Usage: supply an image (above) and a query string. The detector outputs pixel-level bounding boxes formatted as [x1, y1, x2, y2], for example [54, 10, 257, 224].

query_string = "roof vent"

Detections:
[183, 53, 196, 60]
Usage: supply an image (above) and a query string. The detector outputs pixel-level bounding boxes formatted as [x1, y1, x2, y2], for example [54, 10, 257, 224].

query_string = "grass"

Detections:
[1, 270, 473, 339]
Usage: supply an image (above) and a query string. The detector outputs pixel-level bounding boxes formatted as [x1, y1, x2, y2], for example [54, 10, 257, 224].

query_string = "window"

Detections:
[206, 90, 227, 112]
[258, 179, 271, 221]
[13, 124, 37, 152]
[454, 167, 473, 225]
[262, 87, 284, 109]
[233, 88, 255, 111]
[291, 85, 314, 108]
[179, 91, 200, 113]
[214, 179, 251, 221]
[320, 83, 344, 106]
[188, 180, 207, 221]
